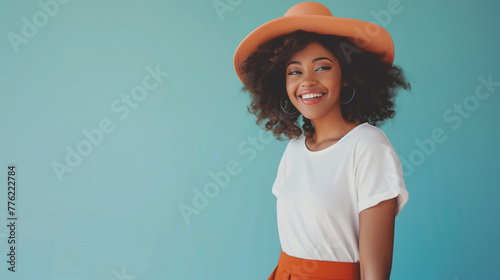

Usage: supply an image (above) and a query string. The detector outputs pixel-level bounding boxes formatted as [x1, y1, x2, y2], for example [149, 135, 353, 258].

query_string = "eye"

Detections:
[315, 66, 331, 71]
[287, 70, 302, 75]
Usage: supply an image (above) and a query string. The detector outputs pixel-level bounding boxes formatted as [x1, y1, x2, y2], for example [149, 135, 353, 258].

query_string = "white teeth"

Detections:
[301, 93, 325, 99]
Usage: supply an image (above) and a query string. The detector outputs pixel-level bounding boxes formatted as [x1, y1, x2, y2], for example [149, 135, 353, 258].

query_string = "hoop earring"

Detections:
[280, 95, 298, 114]
[341, 87, 356, 104]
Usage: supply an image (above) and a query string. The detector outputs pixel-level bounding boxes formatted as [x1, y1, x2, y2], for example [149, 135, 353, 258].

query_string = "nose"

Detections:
[299, 72, 317, 88]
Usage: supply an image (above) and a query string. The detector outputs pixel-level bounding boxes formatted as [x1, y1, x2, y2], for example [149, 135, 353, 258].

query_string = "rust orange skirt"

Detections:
[267, 249, 360, 280]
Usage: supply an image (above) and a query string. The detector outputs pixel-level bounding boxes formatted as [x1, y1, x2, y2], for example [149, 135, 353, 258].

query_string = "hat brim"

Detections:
[233, 15, 395, 84]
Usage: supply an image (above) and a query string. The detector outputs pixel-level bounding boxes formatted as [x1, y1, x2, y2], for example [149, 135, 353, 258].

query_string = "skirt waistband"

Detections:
[272, 249, 360, 280]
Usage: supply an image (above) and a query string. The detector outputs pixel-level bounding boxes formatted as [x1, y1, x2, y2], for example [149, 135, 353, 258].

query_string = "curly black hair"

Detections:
[239, 30, 410, 140]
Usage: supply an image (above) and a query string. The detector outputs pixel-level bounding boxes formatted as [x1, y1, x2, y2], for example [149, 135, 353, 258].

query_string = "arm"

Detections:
[359, 197, 397, 280]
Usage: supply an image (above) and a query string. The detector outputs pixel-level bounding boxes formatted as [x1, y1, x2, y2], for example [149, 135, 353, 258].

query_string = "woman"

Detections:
[233, 2, 410, 280]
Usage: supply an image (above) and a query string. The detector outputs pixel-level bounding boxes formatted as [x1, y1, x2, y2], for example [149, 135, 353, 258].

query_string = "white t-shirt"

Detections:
[272, 122, 408, 262]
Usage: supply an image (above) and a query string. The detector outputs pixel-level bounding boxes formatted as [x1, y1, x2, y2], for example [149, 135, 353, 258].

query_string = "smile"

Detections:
[299, 92, 325, 105]
[300, 93, 325, 100]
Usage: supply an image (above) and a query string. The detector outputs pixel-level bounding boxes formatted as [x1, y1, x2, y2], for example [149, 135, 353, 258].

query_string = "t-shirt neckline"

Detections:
[303, 122, 368, 153]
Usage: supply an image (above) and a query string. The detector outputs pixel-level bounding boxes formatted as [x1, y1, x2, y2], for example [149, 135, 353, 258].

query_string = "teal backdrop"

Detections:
[1, 0, 499, 279]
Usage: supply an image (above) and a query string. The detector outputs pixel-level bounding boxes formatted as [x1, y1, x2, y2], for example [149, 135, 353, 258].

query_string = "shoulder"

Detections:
[351, 123, 396, 156]
[276, 135, 303, 162]
[353, 123, 392, 146]
[286, 134, 305, 150]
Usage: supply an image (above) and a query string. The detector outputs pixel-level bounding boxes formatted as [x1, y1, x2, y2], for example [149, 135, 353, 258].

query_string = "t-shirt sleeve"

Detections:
[354, 129, 409, 216]
[272, 142, 291, 197]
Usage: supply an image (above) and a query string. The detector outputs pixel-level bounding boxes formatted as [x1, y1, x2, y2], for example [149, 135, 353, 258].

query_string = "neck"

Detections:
[309, 107, 358, 143]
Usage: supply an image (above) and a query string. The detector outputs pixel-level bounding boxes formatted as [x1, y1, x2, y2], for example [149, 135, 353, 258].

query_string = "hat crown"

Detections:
[234, 1, 395, 84]
[284, 2, 333, 17]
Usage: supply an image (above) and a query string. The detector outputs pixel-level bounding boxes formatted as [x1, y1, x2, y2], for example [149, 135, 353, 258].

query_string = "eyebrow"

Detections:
[287, 57, 334, 67]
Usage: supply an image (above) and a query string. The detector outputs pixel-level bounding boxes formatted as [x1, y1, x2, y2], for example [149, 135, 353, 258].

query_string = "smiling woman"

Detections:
[233, 2, 410, 280]
[285, 42, 344, 123]
[238, 30, 409, 141]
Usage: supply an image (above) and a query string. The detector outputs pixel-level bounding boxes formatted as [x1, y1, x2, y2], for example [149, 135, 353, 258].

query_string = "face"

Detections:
[285, 41, 345, 120]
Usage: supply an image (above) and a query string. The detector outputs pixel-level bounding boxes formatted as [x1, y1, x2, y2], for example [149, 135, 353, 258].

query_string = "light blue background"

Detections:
[0, 0, 499, 279]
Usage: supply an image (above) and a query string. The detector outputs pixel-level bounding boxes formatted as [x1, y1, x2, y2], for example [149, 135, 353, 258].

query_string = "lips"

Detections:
[298, 90, 326, 105]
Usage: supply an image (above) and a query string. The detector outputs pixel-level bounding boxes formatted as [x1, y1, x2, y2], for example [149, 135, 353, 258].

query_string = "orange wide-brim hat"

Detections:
[233, 1, 395, 84]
